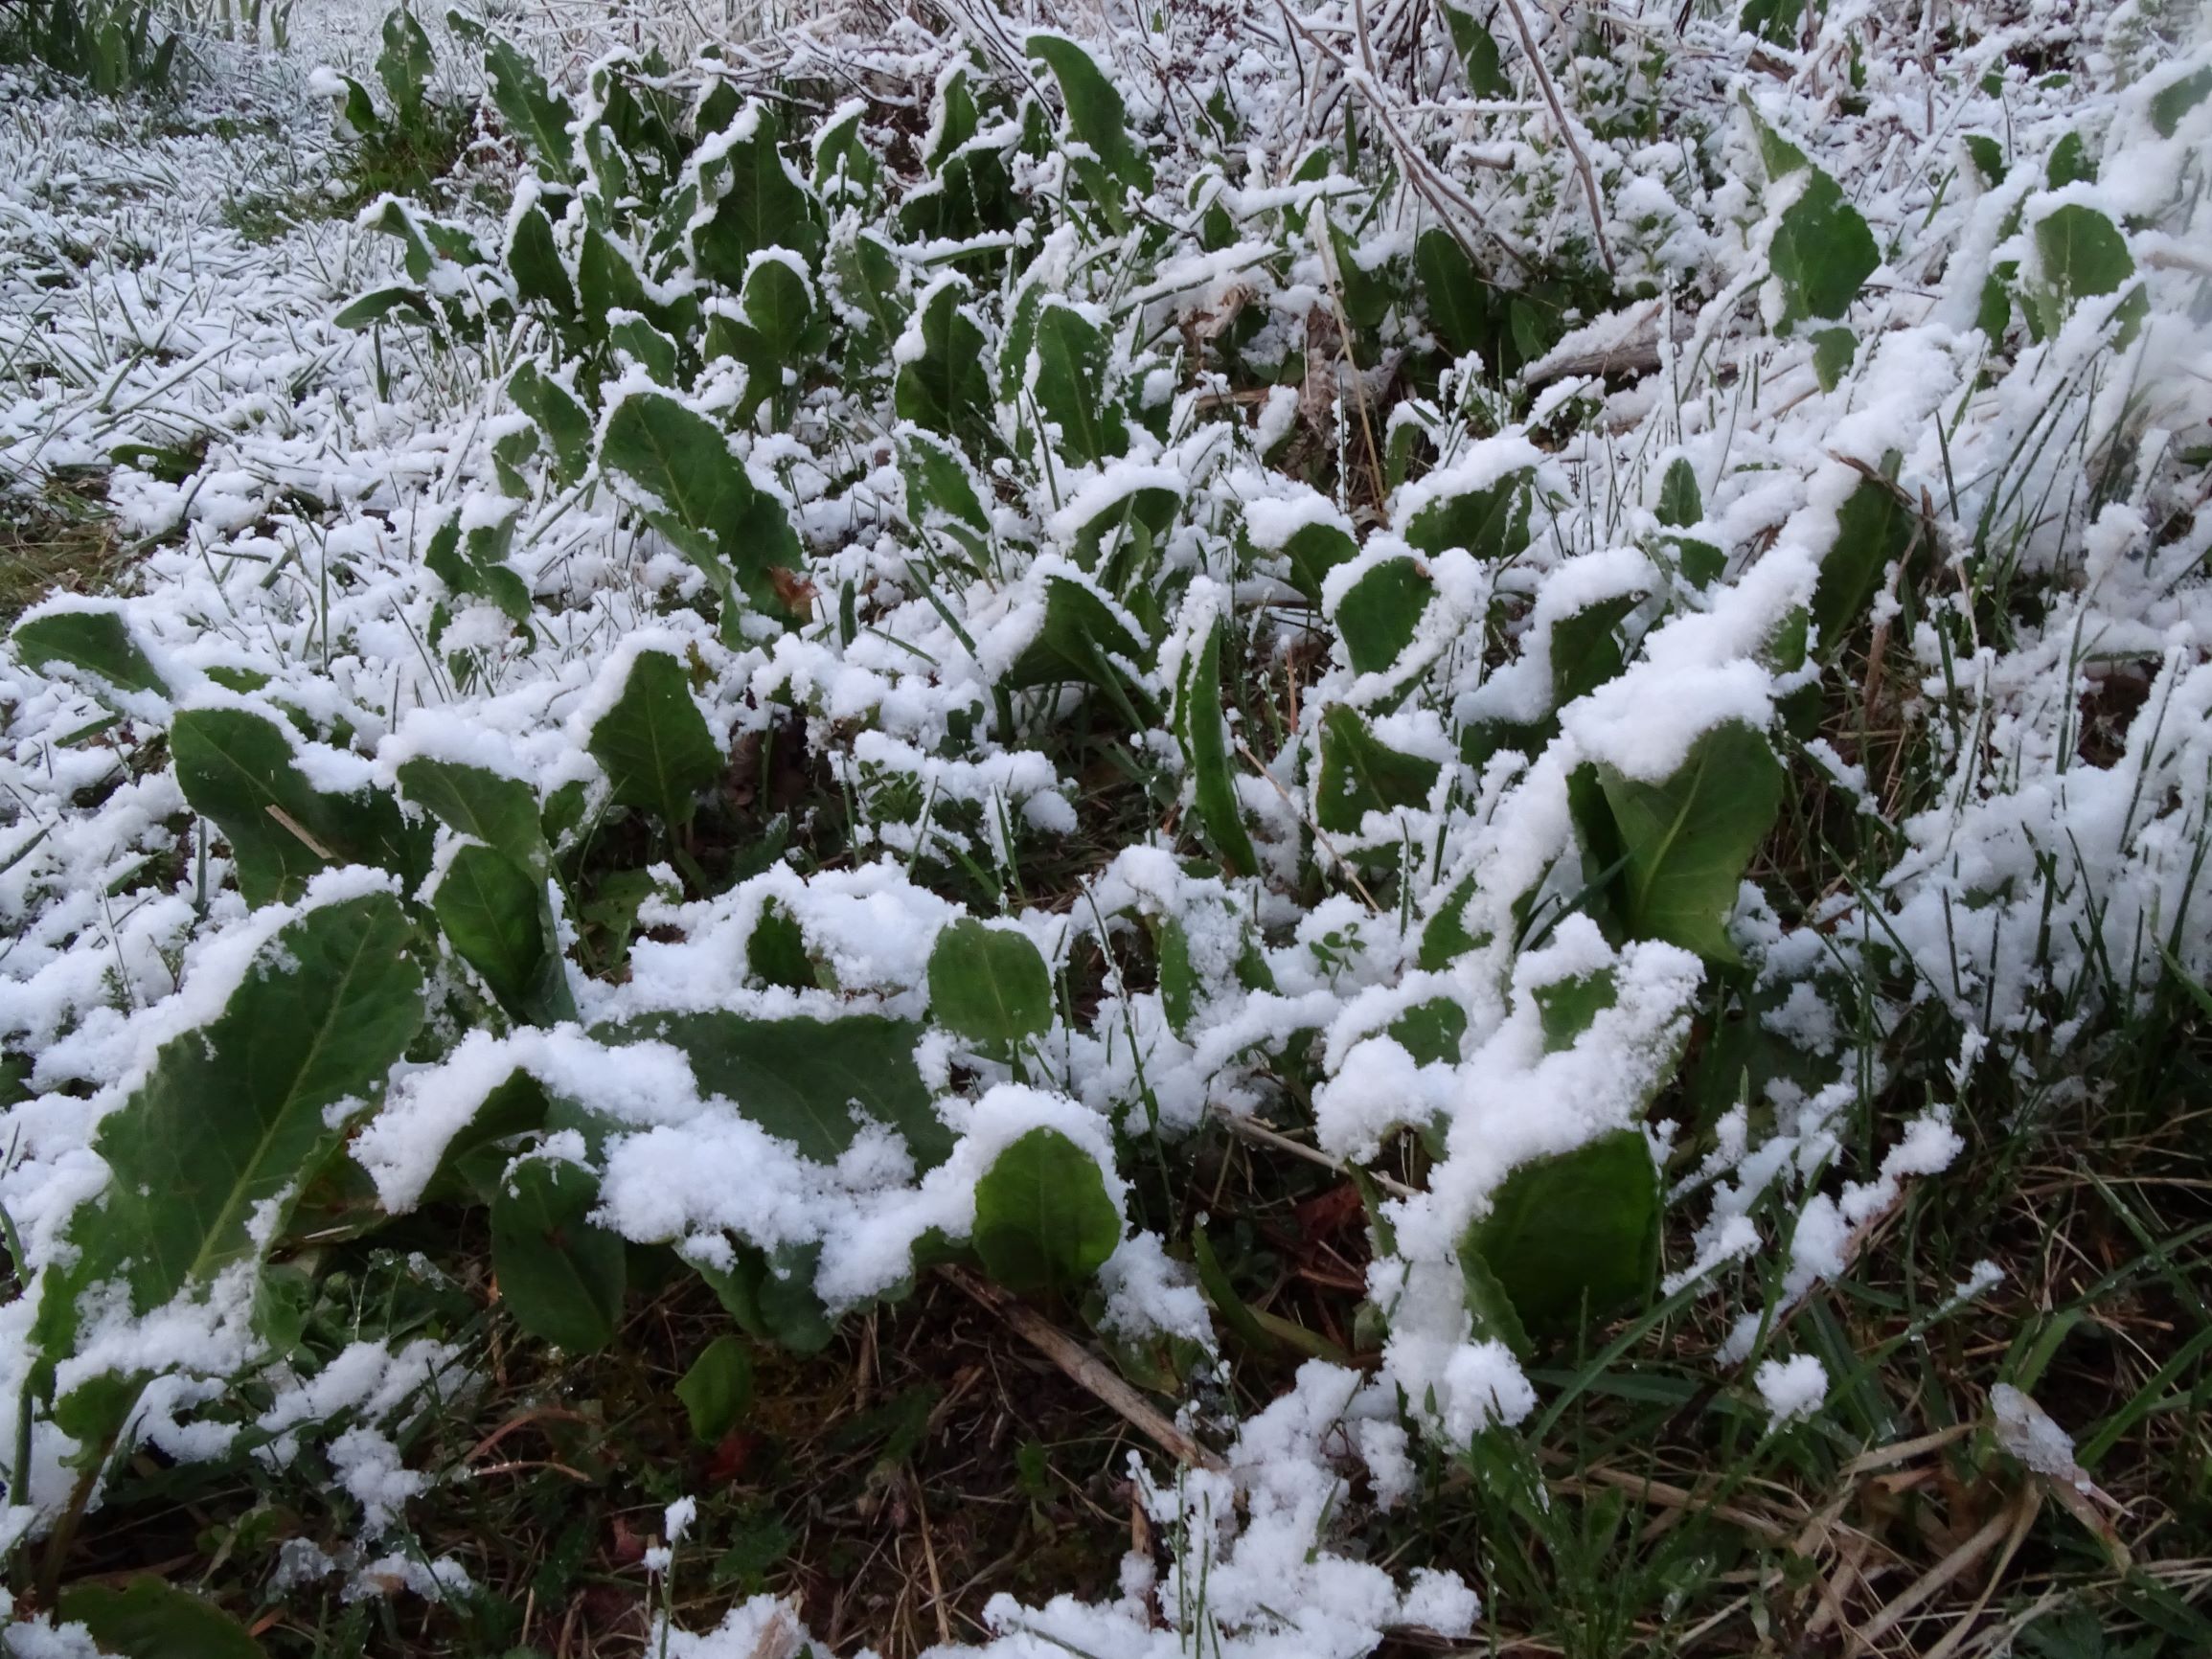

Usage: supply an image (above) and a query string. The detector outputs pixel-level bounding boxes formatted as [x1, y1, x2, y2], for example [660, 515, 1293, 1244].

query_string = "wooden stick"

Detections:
[938, 1264, 1228, 1472]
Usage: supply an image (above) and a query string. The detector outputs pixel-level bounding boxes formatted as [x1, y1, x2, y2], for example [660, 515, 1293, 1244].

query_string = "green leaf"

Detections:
[376, 7, 433, 124]
[811, 100, 873, 193]
[509, 361, 593, 485]
[698, 1242, 839, 1352]
[434, 844, 575, 1027]
[333, 285, 436, 330]
[746, 899, 815, 989]
[2044, 131, 2094, 189]
[901, 428, 991, 534]
[1534, 967, 1617, 1053]
[1415, 229, 1492, 359]
[172, 708, 426, 906]
[1334, 557, 1432, 677]
[1026, 32, 1152, 193]
[676, 1335, 755, 1443]
[492, 1156, 626, 1352]
[1655, 459, 1701, 530]
[608, 315, 681, 384]
[1594, 720, 1783, 964]
[1173, 614, 1261, 877]
[11, 606, 165, 697]
[1963, 133, 2006, 187]
[1030, 302, 1127, 465]
[1459, 1247, 1532, 1359]
[743, 254, 814, 353]
[2151, 66, 2212, 138]
[1418, 873, 1484, 969]
[1315, 705, 1441, 833]
[1738, 0, 1804, 46]
[486, 35, 576, 180]
[972, 1127, 1120, 1297]
[1192, 1227, 1348, 1363]
[598, 391, 758, 602]
[1811, 326, 1857, 392]
[1460, 1129, 1659, 1340]
[57, 1577, 264, 1659]
[1271, 519, 1359, 605]
[506, 200, 574, 316]
[1768, 169, 1878, 331]
[1441, 3, 1511, 97]
[576, 224, 650, 334]
[1402, 469, 1532, 560]
[1557, 592, 1645, 712]
[615, 1012, 949, 1169]
[1157, 915, 1197, 1036]
[1003, 576, 1153, 701]
[2034, 204, 2134, 317]
[397, 758, 547, 877]
[692, 101, 820, 284]
[586, 649, 722, 830]
[929, 919, 1053, 1053]
[34, 895, 423, 1394]
[1325, 214, 1393, 331]
[894, 281, 992, 445]
[1813, 474, 1919, 655]
[1388, 996, 1467, 1065]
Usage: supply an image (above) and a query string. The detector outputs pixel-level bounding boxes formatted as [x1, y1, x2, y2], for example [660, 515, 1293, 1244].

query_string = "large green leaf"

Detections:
[1315, 705, 1441, 833]
[1812, 474, 1920, 656]
[743, 254, 814, 357]
[11, 607, 166, 697]
[1655, 459, 1701, 530]
[1592, 721, 1783, 963]
[485, 35, 576, 181]
[972, 1127, 1120, 1297]
[1461, 1129, 1659, 1340]
[586, 649, 722, 830]
[1402, 470, 1531, 560]
[1030, 302, 1127, 465]
[616, 1011, 949, 1169]
[434, 843, 576, 1027]
[894, 281, 992, 444]
[397, 757, 547, 877]
[1173, 614, 1261, 876]
[598, 391, 742, 578]
[599, 391, 805, 623]
[34, 894, 423, 1392]
[676, 1334, 755, 1443]
[691, 101, 820, 284]
[2033, 204, 2134, 325]
[1334, 557, 1433, 676]
[1550, 593, 1638, 710]
[509, 361, 593, 485]
[1442, 3, 1512, 97]
[1026, 33, 1152, 193]
[929, 920, 1053, 1054]
[1767, 170, 1877, 332]
[172, 708, 427, 906]
[1003, 577, 1154, 703]
[492, 1156, 626, 1352]
[57, 1577, 264, 1659]
[1415, 229, 1492, 359]
[506, 201, 575, 317]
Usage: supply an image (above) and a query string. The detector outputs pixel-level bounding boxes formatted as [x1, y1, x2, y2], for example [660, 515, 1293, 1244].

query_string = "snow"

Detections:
[0, 0, 2205, 1652]
[1754, 1354, 1829, 1427]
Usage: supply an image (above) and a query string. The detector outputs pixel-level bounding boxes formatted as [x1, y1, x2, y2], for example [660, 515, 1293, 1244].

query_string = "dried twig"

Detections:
[938, 1263, 1228, 1472]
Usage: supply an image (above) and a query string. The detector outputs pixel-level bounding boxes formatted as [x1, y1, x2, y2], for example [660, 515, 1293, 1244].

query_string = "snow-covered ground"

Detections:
[1, 0, 2209, 1651]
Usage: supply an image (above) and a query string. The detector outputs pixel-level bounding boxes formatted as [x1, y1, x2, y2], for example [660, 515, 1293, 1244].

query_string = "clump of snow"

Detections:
[1753, 1355, 1829, 1427]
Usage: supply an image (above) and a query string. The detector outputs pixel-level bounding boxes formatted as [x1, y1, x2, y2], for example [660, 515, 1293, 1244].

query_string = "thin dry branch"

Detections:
[938, 1263, 1229, 1472]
